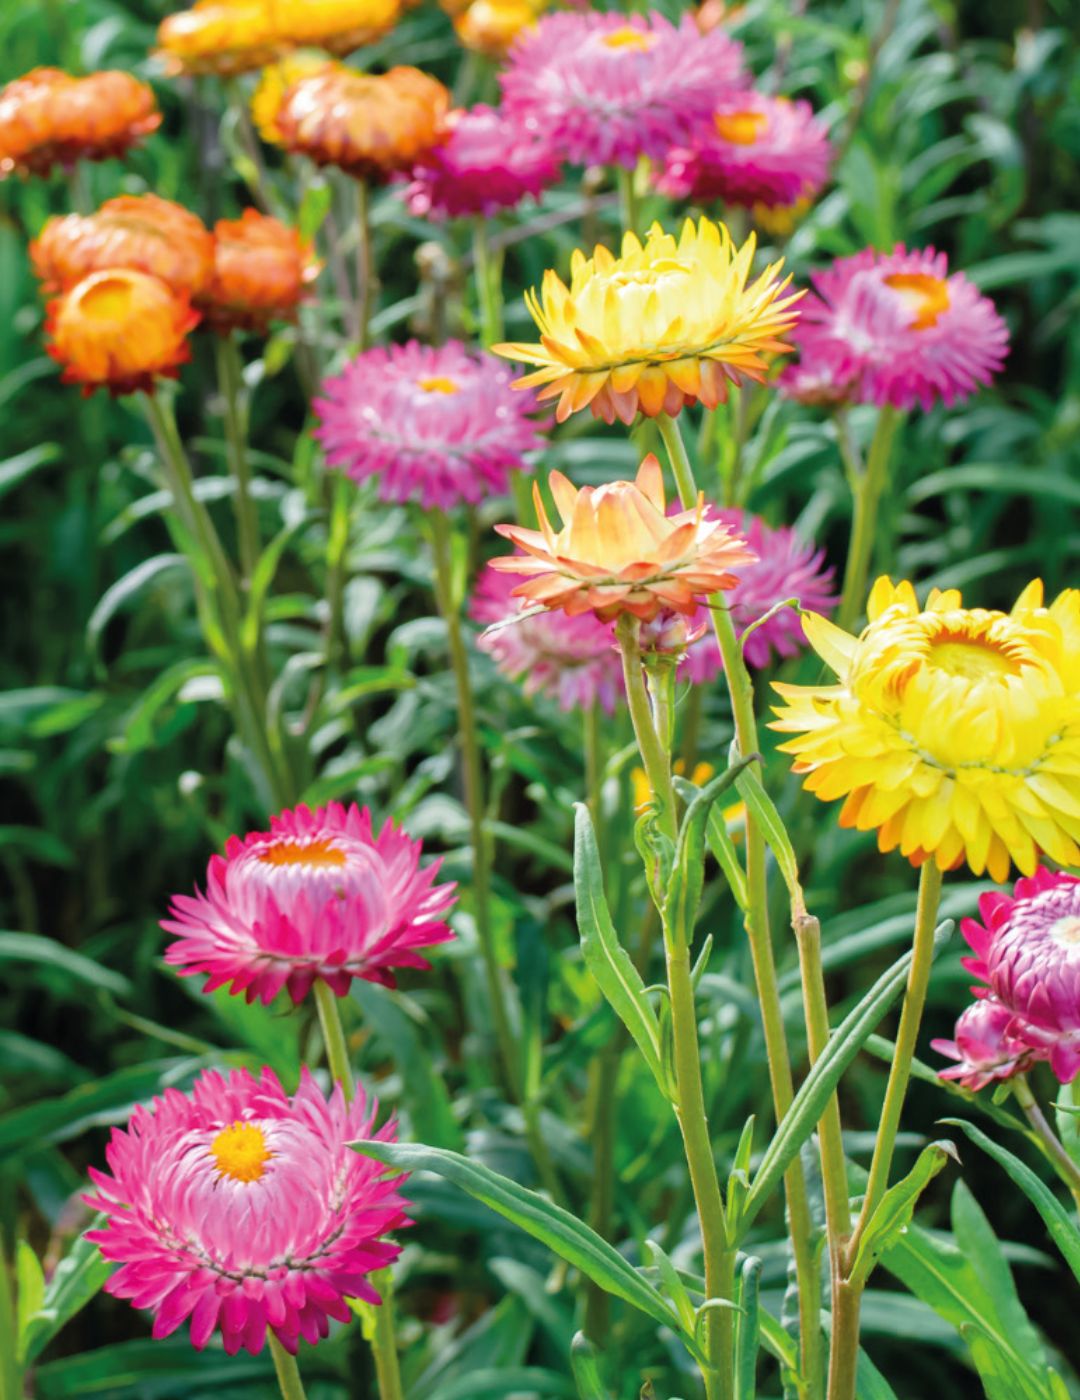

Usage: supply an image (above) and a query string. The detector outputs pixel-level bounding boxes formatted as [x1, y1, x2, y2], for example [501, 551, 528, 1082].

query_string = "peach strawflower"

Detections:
[274, 63, 449, 182]
[156, 1, 280, 77]
[251, 54, 333, 144]
[494, 217, 801, 425]
[199, 210, 320, 333]
[455, 0, 540, 56]
[45, 268, 199, 397]
[0, 68, 161, 178]
[31, 194, 215, 299]
[492, 455, 756, 621]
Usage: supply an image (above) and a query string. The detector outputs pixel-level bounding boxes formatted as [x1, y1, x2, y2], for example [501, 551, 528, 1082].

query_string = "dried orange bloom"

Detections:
[454, 0, 540, 57]
[31, 194, 214, 299]
[491, 455, 756, 621]
[274, 63, 449, 181]
[46, 268, 200, 397]
[199, 209, 320, 333]
[251, 55, 332, 144]
[272, 0, 401, 53]
[156, 0, 279, 77]
[0, 68, 160, 178]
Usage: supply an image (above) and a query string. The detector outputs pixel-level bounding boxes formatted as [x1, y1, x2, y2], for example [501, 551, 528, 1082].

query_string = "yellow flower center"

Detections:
[928, 635, 1020, 681]
[209, 1121, 271, 1183]
[80, 275, 136, 322]
[602, 26, 656, 51]
[882, 272, 951, 330]
[416, 375, 460, 394]
[1051, 916, 1080, 946]
[258, 837, 347, 867]
[714, 110, 768, 145]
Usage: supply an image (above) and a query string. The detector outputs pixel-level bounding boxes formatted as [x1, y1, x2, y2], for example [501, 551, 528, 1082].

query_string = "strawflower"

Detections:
[494, 216, 801, 425]
[492, 454, 756, 622]
[788, 244, 1009, 411]
[156, 0, 280, 76]
[45, 268, 199, 397]
[455, 0, 539, 55]
[771, 576, 1080, 881]
[471, 563, 623, 713]
[86, 1067, 409, 1354]
[404, 104, 558, 220]
[0, 68, 160, 178]
[314, 340, 544, 510]
[499, 10, 745, 170]
[31, 194, 215, 298]
[251, 55, 333, 143]
[199, 209, 320, 333]
[163, 802, 456, 1004]
[931, 997, 1040, 1092]
[273, 0, 400, 53]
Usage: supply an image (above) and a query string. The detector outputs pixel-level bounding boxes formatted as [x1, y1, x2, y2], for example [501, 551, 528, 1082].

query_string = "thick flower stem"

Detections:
[354, 177, 373, 351]
[1014, 1076, 1080, 1212]
[269, 1335, 309, 1400]
[837, 405, 903, 633]
[657, 409, 824, 1400]
[616, 164, 638, 235]
[215, 334, 259, 583]
[616, 613, 733, 1400]
[313, 979, 355, 1101]
[472, 218, 505, 347]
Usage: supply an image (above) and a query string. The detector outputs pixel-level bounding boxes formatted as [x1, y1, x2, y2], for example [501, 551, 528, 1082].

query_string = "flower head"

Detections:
[156, 1, 280, 76]
[31, 194, 215, 298]
[455, 0, 539, 56]
[274, 63, 449, 182]
[930, 997, 1039, 1092]
[956, 868, 1080, 1083]
[471, 564, 622, 713]
[85, 1067, 409, 1354]
[252, 55, 333, 143]
[0, 68, 160, 178]
[164, 802, 456, 1005]
[492, 455, 756, 622]
[315, 340, 543, 510]
[777, 357, 857, 408]
[272, 0, 400, 53]
[404, 104, 558, 221]
[771, 577, 1080, 881]
[499, 10, 745, 170]
[199, 209, 320, 333]
[788, 245, 1009, 412]
[45, 268, 199, 397]
[660, 92, 833, 211]
[495, 218, 800, 425]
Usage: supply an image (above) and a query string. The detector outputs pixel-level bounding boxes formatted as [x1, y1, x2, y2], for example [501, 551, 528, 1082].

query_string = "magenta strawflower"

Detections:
[499, 10, 746, 172]
[163, 802, 456, 1005]
[659, 92, 832, 211]
[404, 103, 559, 220]
[957, 867, 1080, 1084]
[930, 997, 1040, 1092]
[787, 244, 1009, 412]
[314, 340, 544, 510]
[85, 1067, 409, 1355]
[679, 508, 836, 681]
[471, 562, 623, 713]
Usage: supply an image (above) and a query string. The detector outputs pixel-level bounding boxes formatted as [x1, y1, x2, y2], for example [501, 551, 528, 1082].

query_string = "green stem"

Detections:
[215, 334, 259, 582]
[584, 1042, 619, 1340]
[472, 218, 505, 347]
[313, 979, 354, 1101]
[837, 405, 903, 633]
[368, 1268, 406, 1400]
[616, 164, 638, 236]
[354, 177, 373, 351]
[1014, 1076, 1080, 1212]
[269, 1335, 309, 1400]
[325, 474, 351, 676]
[656, 408, 824, 1400]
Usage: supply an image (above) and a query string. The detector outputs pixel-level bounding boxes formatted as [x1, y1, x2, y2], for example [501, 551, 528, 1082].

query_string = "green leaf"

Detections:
[663, 758, 756, 945]
[0, 1247, 19, 1400]
[20, 1227, 114, 1365]
[733, 764, 803, 914]
[14, 1242, 44, 1364]
[570, 1332, 610, 1400]
[241, 514, 316, 654]
[573, 803, 671, 1100]
[848, 1140, 958, 1289]
[0, 932, 132, 998]
[86, 554, 188, 673]
[0, 444, 60, 502]
[644, 1239, 697, 1338]
[1053, 1079, 1080, 1170]
[733, 1256, 762, 1400]
[109, 658, 222, 755]
[351, 1140, 692, 1346]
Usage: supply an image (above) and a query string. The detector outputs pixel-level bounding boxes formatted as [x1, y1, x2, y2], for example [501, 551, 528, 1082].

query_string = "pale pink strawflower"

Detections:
[314, 341, 544, 510]
[930, 997, 1040, 1092]
[659, 93, 833, 211]
[777, 357, 857, 408]
[85, 1067, 409, 1355]
[499, 10, 746, 172]
[163, 802, 456, 1005]
[680, 508, 836, 681]
[958, 867, 1080, 1084]
[404, 103, 559, 220]
[788, 244, 1009, 412]
[471, 563, 623, 713]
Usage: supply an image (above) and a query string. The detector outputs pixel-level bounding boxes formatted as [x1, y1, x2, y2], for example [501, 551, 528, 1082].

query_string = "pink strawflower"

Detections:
[659, 92, 833, 210]
[314, 340, 544, 510]
[680, 508, 836, 681]
[777, 358, 857, 408]
[499, 10, 746, 172]
[163, 802, 456, 1006]
[471, 562, 623, 713]
[958, 867, 1080, 1084]
[788, 244, 1009, 412]
[930, 997, 1039, 1092]
[404, 104, 559, 220]
[85, 1067, 409, 1355]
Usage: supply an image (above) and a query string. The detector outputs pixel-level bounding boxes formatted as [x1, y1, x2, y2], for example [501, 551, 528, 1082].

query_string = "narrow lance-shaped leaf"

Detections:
[733, 762, 804, 916]
[848, 1140, 959, 1290]
[570, 1332, 610, 1400]
[733, 1256, 762, 1400]
[663, 757, 758, 946]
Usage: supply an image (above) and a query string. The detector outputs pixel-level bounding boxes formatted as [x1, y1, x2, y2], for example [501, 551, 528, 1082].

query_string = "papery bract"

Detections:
[930, 997, 1039, 1092]
[404, 104, 558, 220]
[199, 209, 320, 333]
[0, 68, 160, 178]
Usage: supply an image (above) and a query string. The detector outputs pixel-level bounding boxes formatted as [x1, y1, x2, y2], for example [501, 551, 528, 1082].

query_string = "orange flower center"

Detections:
[602, 26, 657, 51]
[882, 272, 951, 330]
[258, 837, 347, 867]
[79, 275, 137, 322]
[1050, 916, 1080, 946]
[928, 635, 1019, 681]
[209, 1121, 271, 1183]
[713, 110, 768, 145]
[417, 375, 460, 394]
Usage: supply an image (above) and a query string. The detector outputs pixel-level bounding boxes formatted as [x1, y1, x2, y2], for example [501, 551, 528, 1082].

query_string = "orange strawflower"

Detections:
[251, 55, 332, 144]
[0, 68, 160, 178]
[274, 63, 449, 181]
[272, 0, 401, 53]
[491, 455, 756, 622]
[199, 210, 321, 333]
[454, 0, 539, 56]
[31, 194, 214, 299]
[45, 268, 200, 397]
[156, 0, 279, 77]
